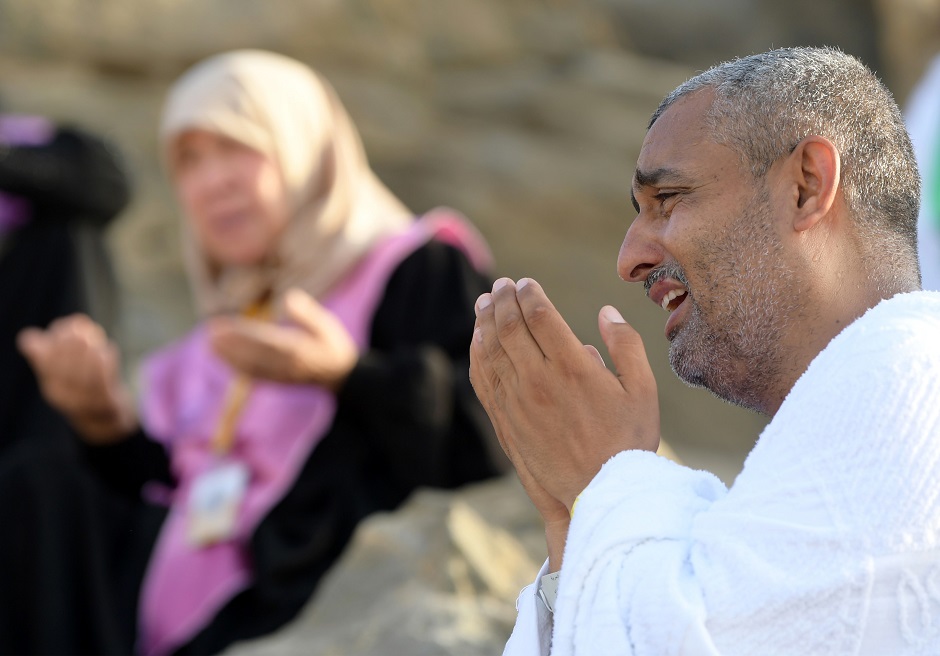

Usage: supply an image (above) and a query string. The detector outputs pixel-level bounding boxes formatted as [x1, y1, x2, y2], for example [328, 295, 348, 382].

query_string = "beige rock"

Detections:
[448, 500, 538, 602]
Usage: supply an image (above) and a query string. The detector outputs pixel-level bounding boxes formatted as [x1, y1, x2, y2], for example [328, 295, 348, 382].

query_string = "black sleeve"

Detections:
[0, 126, 131, 226]
[78, 429, 175, 499]
[334, 239, 508, 494]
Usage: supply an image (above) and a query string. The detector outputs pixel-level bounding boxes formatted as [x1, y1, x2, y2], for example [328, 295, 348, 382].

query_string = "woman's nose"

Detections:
[202, 157, 232, 190]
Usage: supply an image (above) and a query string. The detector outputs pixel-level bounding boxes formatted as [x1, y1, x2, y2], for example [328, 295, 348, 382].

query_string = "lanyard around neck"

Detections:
[210, 299, 272, 456]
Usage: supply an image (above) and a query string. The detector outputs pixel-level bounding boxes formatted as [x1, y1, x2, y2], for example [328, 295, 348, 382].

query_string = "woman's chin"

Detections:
[209, 246, 269, 268]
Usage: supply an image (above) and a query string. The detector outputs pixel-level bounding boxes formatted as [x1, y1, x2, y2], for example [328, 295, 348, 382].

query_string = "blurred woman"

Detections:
[10, 50, 502, 655]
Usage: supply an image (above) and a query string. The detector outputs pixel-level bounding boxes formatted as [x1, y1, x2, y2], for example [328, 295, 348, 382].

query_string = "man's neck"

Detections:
[765, 281, 917, 417]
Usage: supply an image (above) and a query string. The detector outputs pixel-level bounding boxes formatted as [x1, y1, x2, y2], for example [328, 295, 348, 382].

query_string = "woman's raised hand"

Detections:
[208, 288, 359, 391]
[17, 315, 138, 444]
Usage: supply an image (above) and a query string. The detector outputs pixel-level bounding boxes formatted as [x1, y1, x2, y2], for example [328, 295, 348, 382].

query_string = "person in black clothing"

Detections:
[10, 50, 503, 655]
[0, 114, 132, 655]
[0, 114, 130, 451]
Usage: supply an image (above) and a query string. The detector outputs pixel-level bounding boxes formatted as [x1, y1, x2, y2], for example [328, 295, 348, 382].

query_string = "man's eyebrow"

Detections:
[632, 166, 694, 190]
[631, 166, 695, 212]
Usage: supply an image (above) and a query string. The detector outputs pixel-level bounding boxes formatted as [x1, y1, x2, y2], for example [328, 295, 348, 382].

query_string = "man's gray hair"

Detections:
[651, 47, 921, 265]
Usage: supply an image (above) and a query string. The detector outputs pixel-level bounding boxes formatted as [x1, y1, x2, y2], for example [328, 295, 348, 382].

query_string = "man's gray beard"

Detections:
[667, 299, 781, 412]
[661, 196, 802, 414]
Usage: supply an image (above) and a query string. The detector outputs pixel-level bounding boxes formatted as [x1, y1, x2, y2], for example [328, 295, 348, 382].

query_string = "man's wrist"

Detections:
[545, 517, 569, 572]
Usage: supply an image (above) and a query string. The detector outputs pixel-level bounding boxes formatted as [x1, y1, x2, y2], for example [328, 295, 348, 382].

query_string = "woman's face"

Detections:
[171, 129, 290, 267]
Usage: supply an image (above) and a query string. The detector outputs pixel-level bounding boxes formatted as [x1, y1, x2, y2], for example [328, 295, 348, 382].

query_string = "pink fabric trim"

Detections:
[0, 115, 54, 233]
[0, 115, 55, 145]
[137, 210, 490, 655]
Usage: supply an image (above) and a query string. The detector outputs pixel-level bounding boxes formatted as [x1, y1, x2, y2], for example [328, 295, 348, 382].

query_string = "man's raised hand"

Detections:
[469, 277, 660, 513]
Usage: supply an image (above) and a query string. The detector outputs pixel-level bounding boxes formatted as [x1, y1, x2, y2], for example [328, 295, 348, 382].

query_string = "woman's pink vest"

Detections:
[137, 211, 491, 655]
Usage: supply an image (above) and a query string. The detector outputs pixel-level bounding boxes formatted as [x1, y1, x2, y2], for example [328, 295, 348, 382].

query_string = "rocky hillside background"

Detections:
[1, 1, 936, 653]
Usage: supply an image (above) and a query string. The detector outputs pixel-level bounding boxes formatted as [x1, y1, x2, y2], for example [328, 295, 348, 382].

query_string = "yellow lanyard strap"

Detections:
[210, 299, 272, 456]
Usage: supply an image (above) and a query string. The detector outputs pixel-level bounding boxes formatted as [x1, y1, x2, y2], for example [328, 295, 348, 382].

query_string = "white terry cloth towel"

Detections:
[905, 53, 940, 291]
[504, 291, 940, 656]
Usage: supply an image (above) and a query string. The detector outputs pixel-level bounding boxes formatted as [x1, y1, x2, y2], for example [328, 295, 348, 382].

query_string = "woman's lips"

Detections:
[208, 211, 249, 236]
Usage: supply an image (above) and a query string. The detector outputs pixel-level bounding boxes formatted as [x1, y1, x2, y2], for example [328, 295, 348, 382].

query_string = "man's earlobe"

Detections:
[791, 136, 841, 233]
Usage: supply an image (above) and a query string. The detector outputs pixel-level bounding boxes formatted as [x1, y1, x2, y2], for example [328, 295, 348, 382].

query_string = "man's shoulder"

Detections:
[833, 291, 940, 358]
[767, 290, 940, 445]
[866, 290, 940, 319]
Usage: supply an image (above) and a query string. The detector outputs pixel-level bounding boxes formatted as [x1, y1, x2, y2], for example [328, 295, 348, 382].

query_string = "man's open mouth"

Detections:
[661, 289, 687, 312]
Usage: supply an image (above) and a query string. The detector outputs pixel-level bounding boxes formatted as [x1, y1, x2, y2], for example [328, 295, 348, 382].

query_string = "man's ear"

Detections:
[784, 135, 841, 233]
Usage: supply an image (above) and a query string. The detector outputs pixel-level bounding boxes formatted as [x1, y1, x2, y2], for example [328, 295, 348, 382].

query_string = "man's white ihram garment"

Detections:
[504, 291, 940, 656]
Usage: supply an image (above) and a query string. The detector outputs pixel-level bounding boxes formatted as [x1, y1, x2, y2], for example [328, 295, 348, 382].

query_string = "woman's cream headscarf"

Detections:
[159, 50, 413, 316]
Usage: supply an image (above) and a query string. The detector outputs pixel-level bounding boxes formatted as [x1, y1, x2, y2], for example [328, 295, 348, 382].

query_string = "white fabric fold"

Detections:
[504, 563, 553, 656]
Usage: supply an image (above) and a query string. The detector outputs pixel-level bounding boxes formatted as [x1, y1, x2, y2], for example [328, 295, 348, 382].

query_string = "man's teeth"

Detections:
[661, 289, 687, 311]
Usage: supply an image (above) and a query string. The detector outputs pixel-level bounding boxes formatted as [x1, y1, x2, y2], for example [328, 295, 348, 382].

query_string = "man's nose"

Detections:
[617, 216, 663, 283]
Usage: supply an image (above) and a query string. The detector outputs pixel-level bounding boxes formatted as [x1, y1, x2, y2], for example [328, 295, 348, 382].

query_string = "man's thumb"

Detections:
[598, 306, 653, 384]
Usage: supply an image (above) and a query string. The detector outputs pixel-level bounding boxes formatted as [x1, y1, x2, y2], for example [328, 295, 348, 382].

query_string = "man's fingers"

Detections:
[598, 305, 656, 385]
[514, 278, 584, 362]
[489, 278, 546, 367]
[469, 343, 519, 463]
[583, 344, 606, 368]
[473, 286, 522, 394]
[470, 295, 520, 459]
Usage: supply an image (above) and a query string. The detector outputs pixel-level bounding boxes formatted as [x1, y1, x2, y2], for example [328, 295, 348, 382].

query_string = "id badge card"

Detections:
[186, 460, 250, 547]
